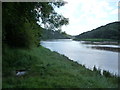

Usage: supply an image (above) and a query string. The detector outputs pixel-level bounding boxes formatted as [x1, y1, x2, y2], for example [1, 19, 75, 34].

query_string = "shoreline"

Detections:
[3, 46, 119, 88]
[91, 46, 120, 52]
[73, 39, 120, 45]
[73, 39, 120, 52]
[46, 47, 119, 77]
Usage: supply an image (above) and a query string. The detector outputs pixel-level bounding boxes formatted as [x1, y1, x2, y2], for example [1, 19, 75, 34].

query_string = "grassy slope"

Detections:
[3, 46, 118, 88]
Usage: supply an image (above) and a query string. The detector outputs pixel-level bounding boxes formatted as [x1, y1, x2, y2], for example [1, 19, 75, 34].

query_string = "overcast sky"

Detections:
[55, 0, 119, 35]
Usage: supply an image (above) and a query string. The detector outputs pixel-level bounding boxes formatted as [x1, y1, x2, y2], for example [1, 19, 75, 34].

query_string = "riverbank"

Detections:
[72, 38, 120, 52]
[3, 46, 119, 88]
[73, 38, 119, 45]
[91, 46, 120, 52]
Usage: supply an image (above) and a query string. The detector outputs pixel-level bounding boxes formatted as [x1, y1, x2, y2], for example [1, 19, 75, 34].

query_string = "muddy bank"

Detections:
[91, 46, 120, 52]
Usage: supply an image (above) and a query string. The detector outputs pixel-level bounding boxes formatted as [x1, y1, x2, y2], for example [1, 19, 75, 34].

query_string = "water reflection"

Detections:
[41, 39, 119, 76]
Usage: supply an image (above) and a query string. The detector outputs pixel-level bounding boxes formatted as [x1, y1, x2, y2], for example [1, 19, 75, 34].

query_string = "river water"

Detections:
[41, 39, 119, 76]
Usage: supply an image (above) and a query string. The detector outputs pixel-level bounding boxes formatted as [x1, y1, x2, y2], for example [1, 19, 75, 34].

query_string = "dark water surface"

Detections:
[41, 39, 119, 76]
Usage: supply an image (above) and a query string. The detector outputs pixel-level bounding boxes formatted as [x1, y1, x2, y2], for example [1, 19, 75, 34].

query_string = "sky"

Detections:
[55, 0, 119, 35]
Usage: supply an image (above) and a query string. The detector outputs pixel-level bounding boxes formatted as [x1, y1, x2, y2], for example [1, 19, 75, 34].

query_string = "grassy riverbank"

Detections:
[73, 38, 119, 42]
[73, 38, 120, 46]
[3, 45, 119, 88]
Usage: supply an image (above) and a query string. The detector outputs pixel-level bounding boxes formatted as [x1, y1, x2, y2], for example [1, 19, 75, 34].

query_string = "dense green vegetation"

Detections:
[41, 29, 71, 40]
[75, 22, 120, 41]
[3, 46, 119, 88]
[2, 2, 69, 48]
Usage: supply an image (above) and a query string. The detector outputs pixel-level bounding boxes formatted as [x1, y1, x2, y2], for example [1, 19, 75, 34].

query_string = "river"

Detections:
[41, 39, 119, 76]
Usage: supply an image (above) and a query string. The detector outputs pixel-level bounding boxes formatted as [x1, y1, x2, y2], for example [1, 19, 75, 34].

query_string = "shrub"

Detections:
[93, 65, 97, 71]
[103, 70, 112, 77]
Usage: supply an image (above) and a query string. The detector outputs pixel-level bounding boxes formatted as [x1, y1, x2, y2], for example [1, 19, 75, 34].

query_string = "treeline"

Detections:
[75, 22, 120, 41]
[41, 29, 71, 40]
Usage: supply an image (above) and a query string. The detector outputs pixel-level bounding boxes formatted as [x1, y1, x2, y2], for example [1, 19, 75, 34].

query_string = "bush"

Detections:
[93, 65, 97, 71]
[3, 18, 41, 48]
[93, 66, 101, 75]
[103, 70, 112, 77]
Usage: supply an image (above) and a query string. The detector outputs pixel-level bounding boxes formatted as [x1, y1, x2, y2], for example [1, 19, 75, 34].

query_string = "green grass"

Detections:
[74, 38, 119, 42]
[2, 45, 119, 88]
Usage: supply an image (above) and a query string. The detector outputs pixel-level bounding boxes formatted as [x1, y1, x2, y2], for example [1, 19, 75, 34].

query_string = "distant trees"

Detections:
[75, 22, 120, 41]
[3, 2, 69, 48]
[41, 29, 70, 40]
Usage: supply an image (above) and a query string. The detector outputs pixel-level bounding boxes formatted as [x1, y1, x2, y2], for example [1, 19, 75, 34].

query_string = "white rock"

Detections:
[16, 71, 26, 76]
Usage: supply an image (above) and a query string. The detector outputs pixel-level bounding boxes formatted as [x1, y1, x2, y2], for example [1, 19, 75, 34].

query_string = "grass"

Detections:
[73, 38, 119, 42]
[2, 45, 119, 88]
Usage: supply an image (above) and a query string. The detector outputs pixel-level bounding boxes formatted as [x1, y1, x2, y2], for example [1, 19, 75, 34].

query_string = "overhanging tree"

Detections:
[2, 2, 69, 48]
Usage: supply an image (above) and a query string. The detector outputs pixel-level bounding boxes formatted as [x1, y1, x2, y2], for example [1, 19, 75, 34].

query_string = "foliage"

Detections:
[75, 22, 120, 41]
[103, 70, 112, 77]
[93, 65, 97, 71]
[41, 29, 70, 40]
[2, 2, 69, 48]
[93, 66, 101, 75]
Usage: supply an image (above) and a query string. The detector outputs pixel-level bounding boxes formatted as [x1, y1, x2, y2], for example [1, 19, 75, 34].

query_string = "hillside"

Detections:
[75, 22, 120, 41]
[41, 29, 71, 40]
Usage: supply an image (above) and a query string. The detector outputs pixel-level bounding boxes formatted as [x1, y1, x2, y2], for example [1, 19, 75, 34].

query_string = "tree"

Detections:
[2, 2, 69, 48]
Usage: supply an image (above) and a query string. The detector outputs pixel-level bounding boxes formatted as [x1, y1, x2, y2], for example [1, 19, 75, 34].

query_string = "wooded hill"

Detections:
[75, 22, 120, 41]
[41, 29, 71, 40]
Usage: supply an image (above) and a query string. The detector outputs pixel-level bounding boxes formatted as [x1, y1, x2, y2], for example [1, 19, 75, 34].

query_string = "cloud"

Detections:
[55, 0, 118, 35]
